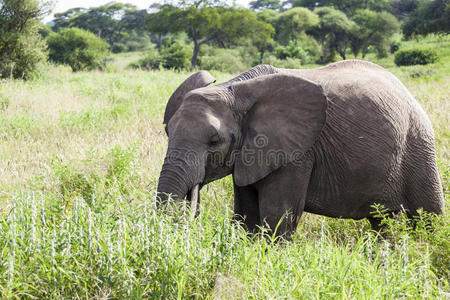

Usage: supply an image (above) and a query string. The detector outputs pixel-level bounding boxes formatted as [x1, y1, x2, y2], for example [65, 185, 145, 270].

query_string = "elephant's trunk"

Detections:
[157, 163, 189, 204]
[156, 154, 203, 209]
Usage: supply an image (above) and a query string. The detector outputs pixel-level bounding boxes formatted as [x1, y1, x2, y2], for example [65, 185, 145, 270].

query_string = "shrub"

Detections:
[130, 51, 163, 70]
[130, 40, 190, 70]
[394, 48, 438, 66]
[274, 38, 320, 64]
[198, 48, 249, 73]
[0, 0, 49, 79]
[111, 42, 128, 53]
[47, 28, 110, 71]
[162, 40, 191, 70]
[390, 41, 400, 54]
[261, 55, 303, 69]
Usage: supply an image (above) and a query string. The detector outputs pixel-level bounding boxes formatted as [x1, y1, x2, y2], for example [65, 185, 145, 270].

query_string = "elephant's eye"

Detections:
[208, 135, 220, 147]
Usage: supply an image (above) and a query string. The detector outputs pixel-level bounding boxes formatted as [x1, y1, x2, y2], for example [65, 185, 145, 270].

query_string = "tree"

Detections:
[147, 4, 181, 51]
[275, 7, 319, 45]
[52, 3, 140, 47]
[350, 10, 400, 57]
[402, 0, 450, 38]
[47, 28, 109, 71]
[312, 7, 356, 60]
[180, 6, 221, 70]
[167, 5, 274, 70]
[389, 0, 419, 20]
[0, 0, 50, 79]
[250, 0, 282, 11]
[292, 0, 392, 16]
[256, 8, 279, 25]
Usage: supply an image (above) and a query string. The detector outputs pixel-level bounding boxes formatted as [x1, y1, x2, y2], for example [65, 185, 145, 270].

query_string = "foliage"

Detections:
[47, 28, 110, 71]
[150, 5, 276, 70]
[312, 6, 356, 60]
[389, 0, 419, 20]
[38, 24, 53, 38]
[0, 0, 49, 79]
[274, 7, 319, 45]
[250, 0, 282, 11]
[131, 40, 191, 70]
[350, 9, 400, 58]
[394, 47, 439, 66]
[256, 8, 279, 24]
[262, 55, 304, 68]
[274, 38, 321, 64]
[52, 3, 151, 51]
[402, 0, 450, 38]
[292, 0, 393, 16]
[198, 47, 250, 73]
[111, 42, 128, 53]
[161, 40, 191, 70]
[390, 41, 401, 53]
[147, 4, 181, 50]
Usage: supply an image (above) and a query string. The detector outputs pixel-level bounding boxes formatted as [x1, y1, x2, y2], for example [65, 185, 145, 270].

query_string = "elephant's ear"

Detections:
[232, 73, 327, 186]
[163, 71, 216, 129]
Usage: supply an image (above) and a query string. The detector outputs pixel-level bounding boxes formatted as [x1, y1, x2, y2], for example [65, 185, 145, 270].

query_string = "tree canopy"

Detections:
[52, 3, 150, 50]
[0, 0, 49, 78]
[275, 7, 319, 44]
[402, 0, 450, 38]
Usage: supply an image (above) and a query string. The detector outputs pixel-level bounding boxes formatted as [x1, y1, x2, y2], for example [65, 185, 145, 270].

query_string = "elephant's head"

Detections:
[156, 67, 327, 208]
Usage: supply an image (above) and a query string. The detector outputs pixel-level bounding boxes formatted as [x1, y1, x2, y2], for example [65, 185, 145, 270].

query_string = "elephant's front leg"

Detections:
[254, 162, 313, 238]
[233, 182, 260, 233]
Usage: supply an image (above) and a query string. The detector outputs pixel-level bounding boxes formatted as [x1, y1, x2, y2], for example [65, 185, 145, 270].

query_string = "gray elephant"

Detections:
[157, 60, 444, 237]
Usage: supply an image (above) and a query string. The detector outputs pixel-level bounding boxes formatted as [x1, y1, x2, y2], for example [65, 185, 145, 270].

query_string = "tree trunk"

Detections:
[338, 49, 346, 60]
[157, 33, 162, 52]
[191, 42, 200, 71]
[259, 49, 264, 64]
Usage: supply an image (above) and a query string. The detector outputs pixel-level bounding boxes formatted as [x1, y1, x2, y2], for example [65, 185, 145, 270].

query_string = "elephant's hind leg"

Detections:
[402, 139, 444, 216]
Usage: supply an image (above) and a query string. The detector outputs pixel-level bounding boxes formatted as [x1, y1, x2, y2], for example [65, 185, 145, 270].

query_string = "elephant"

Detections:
[157, 60, 444, 237]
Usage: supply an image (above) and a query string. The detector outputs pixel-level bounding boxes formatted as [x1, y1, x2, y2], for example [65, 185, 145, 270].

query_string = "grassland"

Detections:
[0, 36, 448, 298]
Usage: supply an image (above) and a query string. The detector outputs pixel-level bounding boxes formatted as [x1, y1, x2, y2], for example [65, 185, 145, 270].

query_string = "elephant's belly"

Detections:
[303, 170, 401, 219]
[304, 194, 381, 219]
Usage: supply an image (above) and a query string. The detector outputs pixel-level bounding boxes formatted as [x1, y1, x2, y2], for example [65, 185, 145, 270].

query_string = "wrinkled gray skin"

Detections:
[157, 60, 444, 237]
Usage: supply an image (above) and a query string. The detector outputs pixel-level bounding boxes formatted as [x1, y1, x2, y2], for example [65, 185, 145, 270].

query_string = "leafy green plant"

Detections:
[111, 42, 128, 53]
[262, 55, 304, 68]
[54, 162, 96, 204]
[0, 0, 49, 79]
[199, 47, 250, 73]
[130, 40, 190, 70]
[394, 48, 439, 66]
[0, 94, 9, 110]
[161, 40, 191, 70]
[47, 28, 110, 71]
[105, 145, 138, 195]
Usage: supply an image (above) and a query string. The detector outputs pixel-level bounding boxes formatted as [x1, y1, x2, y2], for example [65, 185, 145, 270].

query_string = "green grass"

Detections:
[0, 36, 448, 298]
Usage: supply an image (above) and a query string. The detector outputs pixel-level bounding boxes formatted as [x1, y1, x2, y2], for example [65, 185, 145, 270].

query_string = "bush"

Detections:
[390, 41, 401, 54]
[162, 40, 190, 70]
[111, 42, 128, 53]
[0, 0, 49, 79]
[274, 38, 321, 64]
[130, 51, 163, 70]
[47, 28, 110, 71]
[394, 48, 439, 66]
[261, 55, 303, 69]
[198, 47, 249, 73]
[130, 40, 190, 70]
